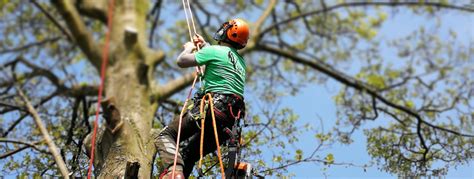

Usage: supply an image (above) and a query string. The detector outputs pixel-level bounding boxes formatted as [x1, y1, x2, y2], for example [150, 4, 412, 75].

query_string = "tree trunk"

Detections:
[84, 0, 160, 177]
[91, 60, 157, 178]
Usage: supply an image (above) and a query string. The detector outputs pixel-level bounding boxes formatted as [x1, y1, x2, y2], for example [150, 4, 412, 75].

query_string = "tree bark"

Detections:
[69, 0, 160, 177]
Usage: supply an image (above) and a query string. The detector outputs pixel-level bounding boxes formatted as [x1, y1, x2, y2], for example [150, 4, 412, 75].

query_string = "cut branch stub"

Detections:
[124, 161, 140, 179]
[100, 97, 123, 134]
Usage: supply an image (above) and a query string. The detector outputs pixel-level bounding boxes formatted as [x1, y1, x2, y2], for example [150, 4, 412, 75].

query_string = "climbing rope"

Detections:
[170, 0, 203, 178]
[198, 94, 226, 178]
[87, 0, 115, 178]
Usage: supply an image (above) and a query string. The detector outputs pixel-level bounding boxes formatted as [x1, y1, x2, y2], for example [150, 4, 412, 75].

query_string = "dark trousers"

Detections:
[155, 93, 244, 177]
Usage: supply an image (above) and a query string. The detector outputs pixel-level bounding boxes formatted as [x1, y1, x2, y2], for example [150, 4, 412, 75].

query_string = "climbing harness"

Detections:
[87, 0, 115, 178]
[195, 93, 255, 179]
[197, 93, 226, 178]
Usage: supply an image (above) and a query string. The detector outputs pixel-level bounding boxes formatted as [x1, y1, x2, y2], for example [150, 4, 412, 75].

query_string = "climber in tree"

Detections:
[155, 18, 249, 178]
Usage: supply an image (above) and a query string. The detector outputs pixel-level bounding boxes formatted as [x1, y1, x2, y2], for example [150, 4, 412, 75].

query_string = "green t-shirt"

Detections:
[195, 45, 246, 97]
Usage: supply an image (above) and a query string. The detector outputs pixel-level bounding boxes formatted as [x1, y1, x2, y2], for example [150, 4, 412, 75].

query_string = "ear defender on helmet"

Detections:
[213, 19, 250, 49]
[213, 22, 230, 41]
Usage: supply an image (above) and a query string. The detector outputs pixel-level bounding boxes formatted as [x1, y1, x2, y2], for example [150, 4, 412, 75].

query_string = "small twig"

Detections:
[0, 37, 61, 54]
[148, 0, 163, 48]
[0, 101, 26, 112]
[66, 97, 81, 145]
[2, 90, 59, 137]
[30, 0, 73, 42]
[0, 138, 48, 159]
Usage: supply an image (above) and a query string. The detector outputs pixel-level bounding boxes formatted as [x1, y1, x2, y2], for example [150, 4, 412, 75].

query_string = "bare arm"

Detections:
[176, 34, 207, 68]
[176, 43, 198, 68]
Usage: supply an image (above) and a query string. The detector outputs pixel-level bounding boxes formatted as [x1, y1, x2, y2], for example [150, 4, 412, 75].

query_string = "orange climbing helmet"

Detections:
[213, 18, 250, 49]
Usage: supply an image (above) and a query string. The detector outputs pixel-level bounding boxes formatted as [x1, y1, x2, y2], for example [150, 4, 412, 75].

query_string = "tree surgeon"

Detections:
[155, 19, 250, 178]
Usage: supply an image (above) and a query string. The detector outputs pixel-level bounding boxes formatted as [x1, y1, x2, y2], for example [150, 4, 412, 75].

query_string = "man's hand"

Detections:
[177, 42, 199, 68]
[193, 34, 206, 49]
[183, 42, 196, 51]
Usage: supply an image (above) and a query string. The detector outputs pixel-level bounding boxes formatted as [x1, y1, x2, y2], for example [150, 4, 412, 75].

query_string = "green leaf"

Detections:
[405, 101, 415, 109]
[325, 153, 334, 165]
[367, 74, 386, 88]
[295, 149, 303, 161]
[273, 156, 282, 162]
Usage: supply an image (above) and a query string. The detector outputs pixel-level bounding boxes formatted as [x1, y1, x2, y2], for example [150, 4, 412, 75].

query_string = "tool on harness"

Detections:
[224, 102, 241, 178]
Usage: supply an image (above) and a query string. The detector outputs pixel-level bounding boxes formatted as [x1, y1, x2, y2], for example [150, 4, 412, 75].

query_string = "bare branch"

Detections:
[260, 1, 474, 36]
[6, 56, 99, 98]
[0, 138, 48, 159]
[0, 89, 58, 120]
[65, 97, 81, 145]
[16, 86, 70, 178]
[258, 139, 367, 175]
[0, 37, 61, 54]
[31, 1, 73, 42]
[16, 56, 63, 88]
[148, 0, 163, 48]
[1, 91, 58, 136]
[0, 101, 25, 112]
[416, 118, 429, 162]
[193, 1, 221, 27]
[256, 44, 474, 139]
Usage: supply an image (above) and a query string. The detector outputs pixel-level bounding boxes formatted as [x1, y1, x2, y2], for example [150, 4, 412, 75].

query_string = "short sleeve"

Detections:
[195, 46, 215, 65]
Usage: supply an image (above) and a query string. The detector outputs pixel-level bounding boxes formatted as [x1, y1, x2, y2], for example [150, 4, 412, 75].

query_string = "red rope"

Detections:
[87, 0, 115, 178]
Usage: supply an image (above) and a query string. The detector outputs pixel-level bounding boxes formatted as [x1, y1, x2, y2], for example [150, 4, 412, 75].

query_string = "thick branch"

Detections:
[153, 71, 196, 101]
[16, 86, 70, 178]
[75, 0, 108, 23]
[146, 50, 165, 85]
[253, 0, 276, 34]
[63, 84, 99, 97]
[146, 50, 165, 71]
[52, 0, 102, 70]
[16, 56, 63, 87]
[245, 0, 276, 51]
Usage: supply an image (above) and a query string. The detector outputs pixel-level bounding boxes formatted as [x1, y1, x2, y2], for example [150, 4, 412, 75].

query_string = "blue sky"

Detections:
[244, 7, 473, 178]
